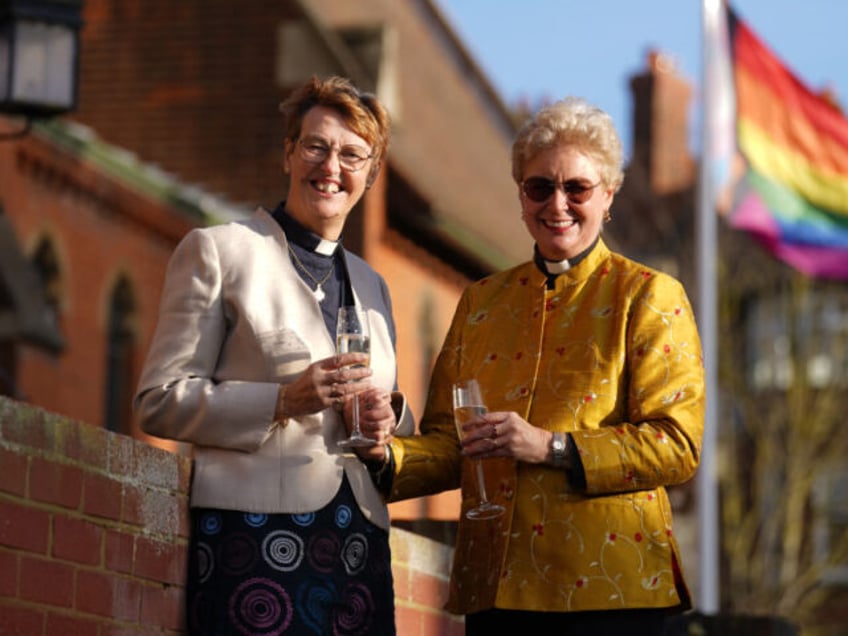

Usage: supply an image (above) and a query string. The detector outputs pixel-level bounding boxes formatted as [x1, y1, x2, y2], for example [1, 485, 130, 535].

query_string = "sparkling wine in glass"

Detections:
[452, 379, 505, 520]
[336, 306, 376, 449]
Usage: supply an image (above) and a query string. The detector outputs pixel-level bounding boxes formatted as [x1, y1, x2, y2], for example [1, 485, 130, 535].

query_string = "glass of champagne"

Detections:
[336, 306, 376, 449]
[452, 379, 505, 520]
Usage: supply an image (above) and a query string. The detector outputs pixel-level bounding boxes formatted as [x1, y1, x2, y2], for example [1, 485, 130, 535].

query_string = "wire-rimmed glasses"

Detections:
[298, 137, 374, 172]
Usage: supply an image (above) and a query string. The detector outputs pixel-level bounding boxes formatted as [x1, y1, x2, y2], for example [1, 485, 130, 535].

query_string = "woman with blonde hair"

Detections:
[387, 96, 705, 635]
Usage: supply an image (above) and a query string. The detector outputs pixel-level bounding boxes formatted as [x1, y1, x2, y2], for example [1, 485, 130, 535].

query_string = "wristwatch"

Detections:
[550, 431, 567, 468]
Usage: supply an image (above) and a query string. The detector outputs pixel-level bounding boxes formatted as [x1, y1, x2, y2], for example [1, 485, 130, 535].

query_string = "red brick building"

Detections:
[64, 0, 547, 525]
[0, 0, 714, 632]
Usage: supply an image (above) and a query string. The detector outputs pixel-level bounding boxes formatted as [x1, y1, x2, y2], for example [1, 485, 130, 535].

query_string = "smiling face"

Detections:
[283, 106, 374, 240]
[519, 144, 614, 261]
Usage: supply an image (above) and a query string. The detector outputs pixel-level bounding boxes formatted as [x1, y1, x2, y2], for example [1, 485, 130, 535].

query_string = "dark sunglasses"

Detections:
[521, 177, 601, 203]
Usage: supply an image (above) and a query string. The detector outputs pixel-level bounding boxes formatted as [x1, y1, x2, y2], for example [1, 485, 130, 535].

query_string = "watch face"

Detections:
[552, 434, 565, 453]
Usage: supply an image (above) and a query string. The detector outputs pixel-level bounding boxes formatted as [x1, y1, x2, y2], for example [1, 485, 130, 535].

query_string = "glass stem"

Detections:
[474, 460, 490, 502]
[352, 395, 360, 435]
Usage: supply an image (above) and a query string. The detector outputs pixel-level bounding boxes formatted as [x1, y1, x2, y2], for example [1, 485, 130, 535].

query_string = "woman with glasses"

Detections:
[386, 97, 705, 635]
[134, 75, 412, 635]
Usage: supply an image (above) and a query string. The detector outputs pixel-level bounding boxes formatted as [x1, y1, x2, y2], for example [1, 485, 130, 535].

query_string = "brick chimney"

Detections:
[629, 50, 695, 195]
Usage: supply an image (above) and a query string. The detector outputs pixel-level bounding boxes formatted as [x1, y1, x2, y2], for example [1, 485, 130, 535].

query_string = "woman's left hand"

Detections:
[460, 411, 550, 464]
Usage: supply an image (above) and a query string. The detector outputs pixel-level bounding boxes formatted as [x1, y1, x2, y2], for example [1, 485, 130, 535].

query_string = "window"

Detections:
[813, 467, 848, 584]
[31, 237, 63, 336]
[746, 288, 848, 391]
[0, 278, 18, 397]
[104, 277, 136, 434]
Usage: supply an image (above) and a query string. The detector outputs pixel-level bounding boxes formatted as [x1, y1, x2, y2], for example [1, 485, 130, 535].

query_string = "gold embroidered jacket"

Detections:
[389, 240, 705, 615]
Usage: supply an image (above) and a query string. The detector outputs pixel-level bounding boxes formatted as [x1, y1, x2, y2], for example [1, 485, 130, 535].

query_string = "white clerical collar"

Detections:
[544, 258, 571, 274]
[315, 238, 338, 256]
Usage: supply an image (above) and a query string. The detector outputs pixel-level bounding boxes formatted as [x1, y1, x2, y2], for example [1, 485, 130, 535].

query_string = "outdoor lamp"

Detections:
[0, 0, 83, 119]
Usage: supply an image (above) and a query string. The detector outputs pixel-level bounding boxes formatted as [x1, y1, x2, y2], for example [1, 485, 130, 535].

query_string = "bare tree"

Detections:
[717, 235, 848, 634]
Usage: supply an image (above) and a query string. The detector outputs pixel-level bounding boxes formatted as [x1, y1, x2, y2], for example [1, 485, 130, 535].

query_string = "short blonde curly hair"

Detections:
[511, 97, 624, 193]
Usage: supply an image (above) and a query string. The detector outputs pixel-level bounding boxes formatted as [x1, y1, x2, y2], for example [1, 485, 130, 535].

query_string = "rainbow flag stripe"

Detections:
[727, 7, 848, 279]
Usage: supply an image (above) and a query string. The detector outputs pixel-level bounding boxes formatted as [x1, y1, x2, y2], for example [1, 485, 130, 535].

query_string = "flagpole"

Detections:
[696, 0, 722, 614]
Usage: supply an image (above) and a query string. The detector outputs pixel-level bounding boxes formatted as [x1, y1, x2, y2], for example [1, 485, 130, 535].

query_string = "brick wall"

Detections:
[74, 0, 302, 212]
[2, 127, 198, 433]
[0, 397, 463, 635]
[0, 397, 190, 634]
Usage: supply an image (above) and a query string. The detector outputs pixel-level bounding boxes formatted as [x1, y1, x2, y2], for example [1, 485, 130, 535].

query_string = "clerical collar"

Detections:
[544, 258, 571, 275]
[272, 203, 339, 256]
[533, 236, 600, 276]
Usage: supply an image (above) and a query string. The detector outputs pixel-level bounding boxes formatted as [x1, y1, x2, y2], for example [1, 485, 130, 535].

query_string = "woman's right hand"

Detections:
[278, 353, 372, 418]
[461, 410, 552, 464]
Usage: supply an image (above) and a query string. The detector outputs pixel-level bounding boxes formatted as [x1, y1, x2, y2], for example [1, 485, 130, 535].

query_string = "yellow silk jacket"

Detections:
[389, 240, 705, 615]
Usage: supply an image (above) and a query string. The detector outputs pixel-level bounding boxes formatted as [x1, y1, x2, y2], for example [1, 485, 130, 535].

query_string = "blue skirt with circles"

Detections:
[185, 475, 395, 635]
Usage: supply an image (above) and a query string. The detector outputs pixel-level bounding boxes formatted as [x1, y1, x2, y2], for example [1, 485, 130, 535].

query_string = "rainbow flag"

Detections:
[724, 5, 848, 279]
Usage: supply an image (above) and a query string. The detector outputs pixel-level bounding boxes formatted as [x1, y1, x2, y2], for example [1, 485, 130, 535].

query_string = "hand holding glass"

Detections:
[336, 306, 376, 449]
[452, 379, 505, 520]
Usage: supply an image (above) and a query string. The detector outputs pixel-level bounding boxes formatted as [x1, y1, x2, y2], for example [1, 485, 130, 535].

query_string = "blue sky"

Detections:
[433, 0, 848, 159]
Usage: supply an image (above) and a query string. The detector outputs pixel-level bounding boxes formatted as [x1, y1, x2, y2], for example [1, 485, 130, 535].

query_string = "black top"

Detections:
[272, 202, 356, 337]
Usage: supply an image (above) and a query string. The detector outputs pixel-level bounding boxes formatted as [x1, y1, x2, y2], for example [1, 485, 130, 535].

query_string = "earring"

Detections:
[603, 210, 612, 223]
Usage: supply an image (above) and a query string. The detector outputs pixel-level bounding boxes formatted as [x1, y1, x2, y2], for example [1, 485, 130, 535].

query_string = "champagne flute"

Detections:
[336, 306, 376, 449]
[452, 379, 505, 520]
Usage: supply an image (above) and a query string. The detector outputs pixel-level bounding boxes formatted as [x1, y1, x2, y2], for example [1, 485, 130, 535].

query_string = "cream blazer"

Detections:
[390, 240, 705, 612]
[134, 208, 413, 531]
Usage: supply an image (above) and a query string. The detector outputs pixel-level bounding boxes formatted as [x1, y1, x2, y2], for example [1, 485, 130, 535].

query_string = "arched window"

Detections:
[104, 276, 136, 434]
[0, 278, 18, 398]
[31, 237, 63, 337]
[1, 228, 65, 397]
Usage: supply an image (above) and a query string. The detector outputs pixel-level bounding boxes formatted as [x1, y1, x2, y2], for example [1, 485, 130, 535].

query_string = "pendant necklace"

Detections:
[287, 243, 334, 302]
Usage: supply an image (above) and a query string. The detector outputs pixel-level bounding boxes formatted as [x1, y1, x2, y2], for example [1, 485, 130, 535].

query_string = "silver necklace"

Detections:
[287, 243, 334, 302]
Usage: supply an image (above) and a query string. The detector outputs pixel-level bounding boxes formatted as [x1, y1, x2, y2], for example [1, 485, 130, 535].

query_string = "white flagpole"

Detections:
[696, 0, 726, 614]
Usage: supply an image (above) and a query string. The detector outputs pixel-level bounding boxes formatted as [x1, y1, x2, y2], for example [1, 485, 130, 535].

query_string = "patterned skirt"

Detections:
[185, 475, 395, 635]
